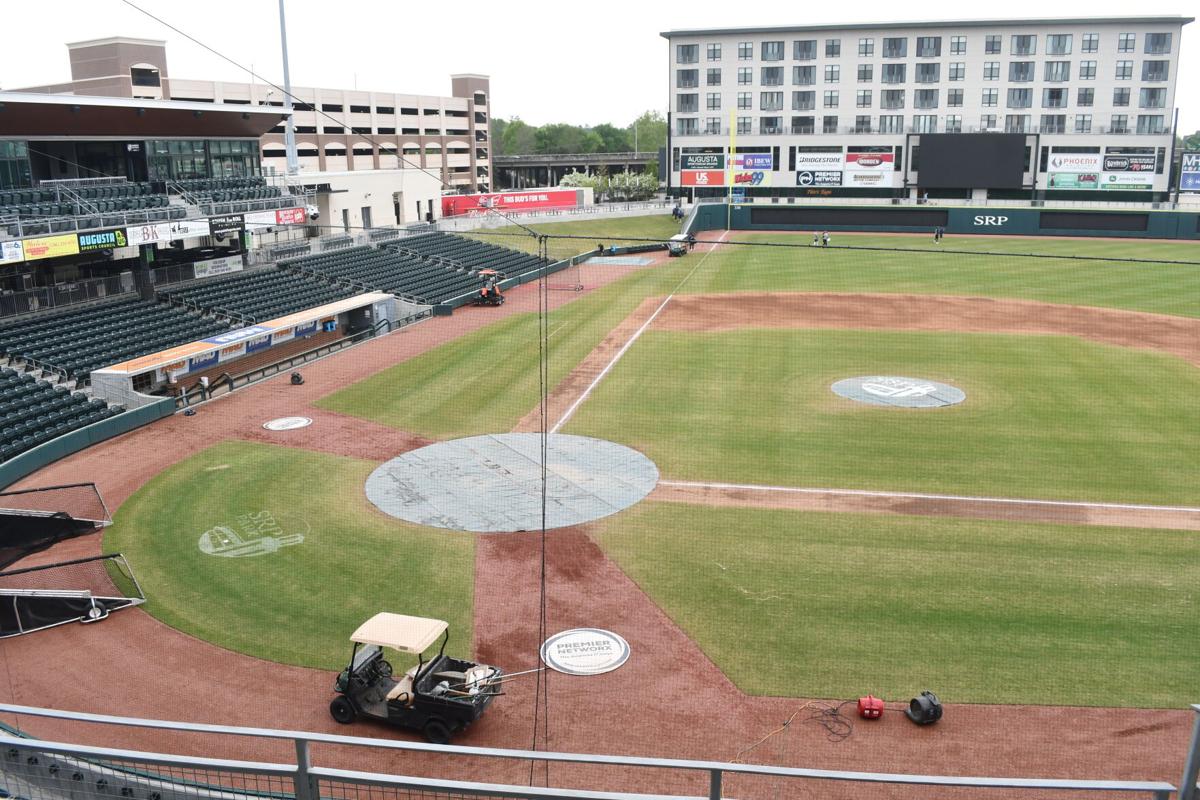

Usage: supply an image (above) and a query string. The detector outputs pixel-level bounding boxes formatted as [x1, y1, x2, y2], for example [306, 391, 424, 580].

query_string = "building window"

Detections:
[1144, 33, 1172, 54]
[858, 38, 874, 57]
[707, 43, 722, 61]
[792, 116, 815, 133]
[857, 64, 873, 82]
[882, 37, 907, 58]
[983, 61, 1000, 80]
[677, 44, 698, 63]
[376, 106, 395, 115]
[794, 39, 816, 60]
[762, 41, 785, 61]
[824, 90, 839, 108]
[981, 88, 998, 107]
[823, 115, 839, 134]
[321, 104, 343, 113]
[1079, 60, 1097, 80]
[947, 88, 963, 107]
[792, 90, 815, 110]
[1005, 114, 1029, 132]
[1046, 34, 1072, 55]
[980, 114, 997, 129]
[1075, 114, 1092, 133]
[761, 91, 784, 111]
[760, 116, 783, 134]
[882, 63, 906, 84]
[1007, 88, 1032, 108]
[824, 65, 840, 83]
[1081, 33, 1099, 53]
[1139, 88, 1167, 108]
[738, 67, 753, 85]
[130, 66, 161, 87]
[1136, 115, 1164, 134]
[737, 91, 752, 110]
[882, 89, 905, 109]
[705, 117, 722, 134]
[950, 35, 967, 55]
[1113, 87, 1131, 106]
[1142, 61, 1169, 82]
[915, 89, 938, 108]
[1118, 33, 1135, 53]
[1115, 61, 1133, 80]
[913, 114, 937, 133]
[879, 114, 904, 133]
[915, 63, 940, 83]
[1009, 62, 1034, 82]
[677, 94, 699, 113]
[707, 92, 721, 110]
[707, 68, 721, 85]
[323, 126, 344, 134]
[1076, 87, 1094, 106]
[1040, 114, 1066, 133]
[737, 116, 752, 134]
[916, 36, 941, 57]
[945, 114, 962, 132]
[854, 115, 872, 133]
[793, 65, 815, 85]
[825, 38, 841, 57]
[676, 117, 698, 135]
[1042, 88, 1067, 108]
[948, 62, 965, 81]
[677, 69, 699, 88]
[738, 41, 753, 60]
[985, 34, 1001, 54]
[1011, 35, 1036, 55]
[1044, 61, 1070, 82]
[762, 66, 784, 85]
[856, 89, 872, 107]
[1110, 114, 1128, 133]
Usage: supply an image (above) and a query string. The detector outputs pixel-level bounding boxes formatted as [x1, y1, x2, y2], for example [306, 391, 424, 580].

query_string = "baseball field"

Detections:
[101, 215, 1199, 727]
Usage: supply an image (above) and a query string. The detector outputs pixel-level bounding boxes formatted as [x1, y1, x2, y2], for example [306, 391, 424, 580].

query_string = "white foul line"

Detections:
[551, 229, 730, 434]
[658, 480, 1200, 515]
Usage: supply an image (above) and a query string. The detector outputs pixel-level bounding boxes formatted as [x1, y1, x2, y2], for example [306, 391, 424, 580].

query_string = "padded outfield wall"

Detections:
[688, 203, 1200, 239]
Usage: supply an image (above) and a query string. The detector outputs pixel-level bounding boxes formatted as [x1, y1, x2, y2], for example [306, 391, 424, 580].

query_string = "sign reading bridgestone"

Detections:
[540, 628, 631, 676]
[831, 376, 966, 408]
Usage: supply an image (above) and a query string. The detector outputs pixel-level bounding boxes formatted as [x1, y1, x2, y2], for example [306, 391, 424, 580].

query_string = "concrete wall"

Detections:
[310, 168, 443, 229]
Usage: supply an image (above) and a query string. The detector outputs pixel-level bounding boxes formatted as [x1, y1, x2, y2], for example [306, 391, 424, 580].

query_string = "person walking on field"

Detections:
[812, 232, 820, 247]
[822, 231, 830, 247]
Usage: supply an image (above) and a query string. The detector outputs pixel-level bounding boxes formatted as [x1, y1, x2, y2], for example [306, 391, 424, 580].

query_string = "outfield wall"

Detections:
[690, 204, 1200, 240]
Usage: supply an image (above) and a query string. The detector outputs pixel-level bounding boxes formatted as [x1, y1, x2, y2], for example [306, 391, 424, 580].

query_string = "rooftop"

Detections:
[660, 15, 1194, 37]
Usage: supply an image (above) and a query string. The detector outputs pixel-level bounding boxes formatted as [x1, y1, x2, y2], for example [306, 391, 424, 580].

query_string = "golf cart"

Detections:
[474, 269, 505, 306]
[330, 613, 502, 743]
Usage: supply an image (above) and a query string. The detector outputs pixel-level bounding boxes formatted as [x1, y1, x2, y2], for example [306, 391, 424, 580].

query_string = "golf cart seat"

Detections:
[387, 666, 419, 705]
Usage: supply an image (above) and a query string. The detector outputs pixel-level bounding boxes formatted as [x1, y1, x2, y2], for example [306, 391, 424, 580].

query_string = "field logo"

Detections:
[540, 628, 631, 676]
[198, 511, 308, 557]
[263, 416, 313, 431]
[832, 376, 966, 408]
[862, 377, 937, 398]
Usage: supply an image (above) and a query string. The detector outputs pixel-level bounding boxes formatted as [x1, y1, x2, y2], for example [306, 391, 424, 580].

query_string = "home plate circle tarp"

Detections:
[831, 376, 966, 408]
[365, 433, 659, 533]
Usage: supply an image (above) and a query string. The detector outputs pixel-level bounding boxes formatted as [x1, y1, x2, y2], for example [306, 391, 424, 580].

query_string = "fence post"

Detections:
[708, 768, 723, 800]
[293, 737, 316, 800]
[1180, 705, 1200, 800]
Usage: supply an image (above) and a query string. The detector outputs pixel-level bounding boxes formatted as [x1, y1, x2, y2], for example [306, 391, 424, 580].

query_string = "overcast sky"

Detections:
[0, 0, 1195, 132]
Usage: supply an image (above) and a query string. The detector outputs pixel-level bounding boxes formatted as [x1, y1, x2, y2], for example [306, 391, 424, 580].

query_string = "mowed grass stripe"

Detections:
[105, 441, 475, 671]
[563, 329, 1200, 506]
[593, 503, 1200, 707]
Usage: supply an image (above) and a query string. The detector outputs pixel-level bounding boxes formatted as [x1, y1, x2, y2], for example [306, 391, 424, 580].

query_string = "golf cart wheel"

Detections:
[329, 697, 356, 725]
[422, 719, 452, 745]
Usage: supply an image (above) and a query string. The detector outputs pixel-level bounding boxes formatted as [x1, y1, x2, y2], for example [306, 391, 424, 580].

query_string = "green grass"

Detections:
[105, 441, 475, 671]
[565, 329, 1200, 506]
[468, 213, 683, 258]
[593, 503, 1200, 707]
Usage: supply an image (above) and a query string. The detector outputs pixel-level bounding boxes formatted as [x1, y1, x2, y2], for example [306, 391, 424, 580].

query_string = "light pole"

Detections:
[278, 0, 299, 175]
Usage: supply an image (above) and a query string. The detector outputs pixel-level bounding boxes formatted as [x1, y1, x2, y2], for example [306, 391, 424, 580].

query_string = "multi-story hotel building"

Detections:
[16, 38, 492, 193]
[661, 17, 1190, 201]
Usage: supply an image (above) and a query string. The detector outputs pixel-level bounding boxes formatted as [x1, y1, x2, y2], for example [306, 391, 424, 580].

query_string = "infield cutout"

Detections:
[364, 433, 659, 533]
[263, 416, 313, 431]
[832, 376, 966, 408]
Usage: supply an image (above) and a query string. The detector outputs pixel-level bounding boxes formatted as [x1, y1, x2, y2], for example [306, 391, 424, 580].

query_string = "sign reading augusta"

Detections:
[681, 153, 724, 170]
[540, 628, 631, 676]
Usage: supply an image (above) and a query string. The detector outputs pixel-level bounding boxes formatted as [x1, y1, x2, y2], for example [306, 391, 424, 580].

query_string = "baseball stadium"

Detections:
[2, 200, 1200, 799]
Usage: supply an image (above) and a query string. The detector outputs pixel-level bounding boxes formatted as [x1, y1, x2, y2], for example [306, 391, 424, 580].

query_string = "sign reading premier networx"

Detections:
[540, 628, 630, 676]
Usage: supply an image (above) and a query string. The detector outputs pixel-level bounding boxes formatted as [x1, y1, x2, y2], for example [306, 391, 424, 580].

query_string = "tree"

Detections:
[627, 111, 667, 153]
[500, 118, 537, 155]
[1182, 130, 1200, 151]
[592, 123, 632, 153]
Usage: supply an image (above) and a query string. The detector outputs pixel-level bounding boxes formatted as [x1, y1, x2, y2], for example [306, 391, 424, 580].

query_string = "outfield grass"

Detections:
[563, 328, 1200, 505]
[105, 441, 475, 671]
[468, 213, 682, 259]
[593, 503, 1200, 707]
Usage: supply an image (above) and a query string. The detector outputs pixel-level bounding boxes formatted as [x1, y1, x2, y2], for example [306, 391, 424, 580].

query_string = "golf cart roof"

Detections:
[351, 613, 448, 653]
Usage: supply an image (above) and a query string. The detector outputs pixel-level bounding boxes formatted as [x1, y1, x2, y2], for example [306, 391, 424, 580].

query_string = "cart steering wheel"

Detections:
[377, 659, 393, 678]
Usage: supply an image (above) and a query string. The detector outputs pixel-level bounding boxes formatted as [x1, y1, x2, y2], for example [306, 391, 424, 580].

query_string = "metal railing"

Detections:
[437, 201, 680, 232]
[0, 704, 1191, 800]
[1, 206, 189, 241]
[0, 274, 133, 320]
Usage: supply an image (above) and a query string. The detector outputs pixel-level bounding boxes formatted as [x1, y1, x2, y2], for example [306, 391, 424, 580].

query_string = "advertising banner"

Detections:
[734, 153, 773, 170]
[203, 325, 274, 347]
[844, 152, 897, 187]
[246, 334, 273, 354]
[680, 170, 726, 186]
[193, 255, 244, 280]
[796, 170, 843, 187]
[441, 190, 581, 217]
[1047, 172, 1100, 189]
[22, 233, 79, 261]
[76, 228, 128, 253]
[128, 218, 212, 246]
[209, 213, 246, 237]
[188, 350, 219, 373]
[1048, 154, 1102, 172]
[732, 170, 771, 186]
[1103, 155, 1156, 172]
[0, 240, 23, 265]
[293, 320, 319, 338]
[795, 153, 844, 171]
[1180, 152, 1200, 191]
[244, 207, 308, 226]
[1100, 173, 1154, 190]
[681, 153, 725, 170]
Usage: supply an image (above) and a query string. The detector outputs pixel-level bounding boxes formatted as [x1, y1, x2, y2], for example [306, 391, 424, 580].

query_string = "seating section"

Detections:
[0, 183, 179, 236]
[173, 177, 268, 192]
[160, 267, 357, 322]
[0, 366, 123, 463]
[0, 297, 230, 381]
[396, 232, 547, 278]
[283, 245, 481, 304]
